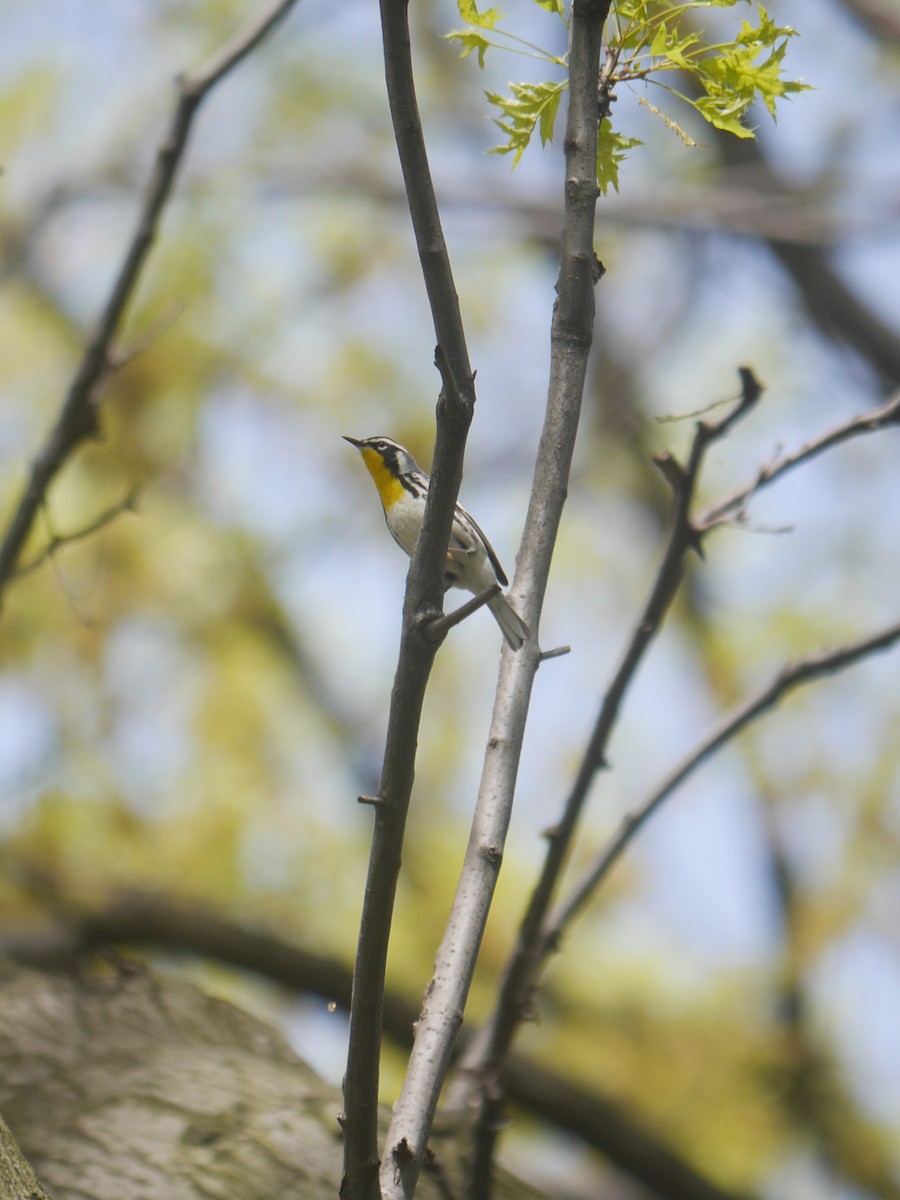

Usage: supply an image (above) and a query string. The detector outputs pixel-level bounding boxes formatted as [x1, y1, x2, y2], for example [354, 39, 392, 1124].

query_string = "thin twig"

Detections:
[14, 488, 139, 578]
[421, 586, 500, 641]
[0, 0, 299, 607]
[342, 1, 477, 1196]
[539, 645, 571, 662]
[697, 388, 900, 530]
[108, 303, 188, 369]
[540, 616, 900, 951]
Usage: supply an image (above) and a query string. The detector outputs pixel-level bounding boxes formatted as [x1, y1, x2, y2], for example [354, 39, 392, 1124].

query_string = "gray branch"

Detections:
[383, 3, 611, 1197]
[341, 1, 478, 1197]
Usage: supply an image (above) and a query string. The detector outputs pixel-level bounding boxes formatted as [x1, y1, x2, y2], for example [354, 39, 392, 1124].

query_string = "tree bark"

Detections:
[0, 967, 548, 1200]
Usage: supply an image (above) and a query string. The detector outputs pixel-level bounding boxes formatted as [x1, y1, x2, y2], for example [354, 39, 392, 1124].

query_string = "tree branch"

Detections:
[541, 616, 900, 952]
[697, 388, 900, 530]
[838, 0, 900, 41]
[450, 368, 900, 1168]
[13, 488, 138, 578]
[342, 2, 478, 1196]
[0, 0, 299, 607]
[421, 586, 500, 642]
[714, 131, 900, 389]
[381, 3, 611, 1194]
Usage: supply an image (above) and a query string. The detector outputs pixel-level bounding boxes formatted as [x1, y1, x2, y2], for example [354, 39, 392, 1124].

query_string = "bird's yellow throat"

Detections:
[360, 446, 406, 510]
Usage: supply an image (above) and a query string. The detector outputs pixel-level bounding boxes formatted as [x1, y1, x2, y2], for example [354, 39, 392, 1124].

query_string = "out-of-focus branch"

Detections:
[838, 0, 900, 42]
[713, 127, 900, 389]
[756, 782, 900, 1200]
[13, 488, 139, 578]
[773, 240, 900, 386]
[0, 0, 299, 606]
[13, 165, 894, 256]
[1, 890, 755, 1200]
[342, 1, 478, 1196]
[541, 615, 900, 950]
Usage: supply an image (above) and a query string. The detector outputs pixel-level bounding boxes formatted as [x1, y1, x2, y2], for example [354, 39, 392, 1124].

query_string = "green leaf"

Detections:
[446, 28, 493, 68]
[453, 0, 808, 187]
[648, 22, 703, 69]
[689, 92, 756, 138]
[596, 126, 642, 193]
[735, 7, 798, 49]
[538, 87, 564, 145]
[456, 0, 503, 29]
[487, 80, 567, 165]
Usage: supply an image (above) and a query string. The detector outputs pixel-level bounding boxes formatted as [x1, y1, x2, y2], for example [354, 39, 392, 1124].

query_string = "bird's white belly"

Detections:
[384, 492, 425, 557]
[384, 492, 498, 596]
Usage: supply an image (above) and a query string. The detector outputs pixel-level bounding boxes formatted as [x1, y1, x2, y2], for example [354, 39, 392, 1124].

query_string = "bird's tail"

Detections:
[488, 591, 529, 651]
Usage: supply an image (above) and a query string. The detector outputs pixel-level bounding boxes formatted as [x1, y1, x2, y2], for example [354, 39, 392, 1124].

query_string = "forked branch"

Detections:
[456, 368, 764, 1119]
[697, 387, 900, 531]
[410, 1, 615, 1194]
[457, 377, 900, 1167]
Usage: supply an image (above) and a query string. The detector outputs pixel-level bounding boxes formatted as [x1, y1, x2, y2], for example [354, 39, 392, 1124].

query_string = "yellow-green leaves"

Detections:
[657, 7, 809, 138]
[448, 0, 808, 191]
[597, 129, 643, 193]
[457, 0, 503, 27]
[486, 81, 567, 165]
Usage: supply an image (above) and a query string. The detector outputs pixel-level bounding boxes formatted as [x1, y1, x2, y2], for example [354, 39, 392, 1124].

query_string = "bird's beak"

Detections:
[342, 435, 363, 448]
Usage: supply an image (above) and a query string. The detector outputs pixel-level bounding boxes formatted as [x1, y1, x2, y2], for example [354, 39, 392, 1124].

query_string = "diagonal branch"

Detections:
[452, 372, 900, 1140]
[697, 388, 900, 531]
[540, 616, 900, 951]
[13, 488, 139, 578]
[0, 0, 299, 607]
[422, 586, 500, 641]
[453, 369, 763, 1127]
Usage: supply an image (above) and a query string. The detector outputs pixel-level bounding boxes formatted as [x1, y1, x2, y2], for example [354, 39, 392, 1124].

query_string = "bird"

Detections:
[343, 435, 529, 651]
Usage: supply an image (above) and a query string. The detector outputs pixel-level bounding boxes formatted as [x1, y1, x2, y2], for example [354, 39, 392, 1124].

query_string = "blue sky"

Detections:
[2, 0, 899, 1188]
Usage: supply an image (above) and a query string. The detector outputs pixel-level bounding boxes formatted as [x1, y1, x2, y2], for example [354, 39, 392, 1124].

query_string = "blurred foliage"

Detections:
[0, 1, 899, 1197]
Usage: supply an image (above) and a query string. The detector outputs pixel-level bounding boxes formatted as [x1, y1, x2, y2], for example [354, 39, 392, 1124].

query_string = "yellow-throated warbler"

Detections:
[343, 435, 529, 651]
